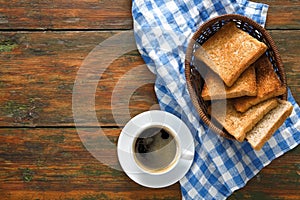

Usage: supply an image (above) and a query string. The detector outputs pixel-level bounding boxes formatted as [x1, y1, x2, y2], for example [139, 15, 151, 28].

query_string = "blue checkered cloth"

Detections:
[132, 0, 300, 199]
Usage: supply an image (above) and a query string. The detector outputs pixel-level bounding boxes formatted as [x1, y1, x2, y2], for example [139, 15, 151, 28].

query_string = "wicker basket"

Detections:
[185, 14, 287, 140]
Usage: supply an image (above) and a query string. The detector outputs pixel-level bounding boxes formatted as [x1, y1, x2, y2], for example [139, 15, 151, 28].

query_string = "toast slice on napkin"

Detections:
[246, 100, 293, 150]
[201, 66, 257, 100]
[195, 22, 267, 87]
[233, 55, 286, 112]
[208, 98, 278, 142]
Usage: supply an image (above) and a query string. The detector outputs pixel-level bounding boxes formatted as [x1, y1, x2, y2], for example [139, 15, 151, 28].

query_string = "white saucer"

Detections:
[117, 110, 195, 188]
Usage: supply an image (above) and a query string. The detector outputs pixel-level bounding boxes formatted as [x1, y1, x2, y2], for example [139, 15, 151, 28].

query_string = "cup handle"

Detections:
[181, 149, 194, 160]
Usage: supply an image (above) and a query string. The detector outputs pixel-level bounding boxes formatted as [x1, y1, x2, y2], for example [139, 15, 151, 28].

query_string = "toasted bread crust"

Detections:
[196, 22, 267, 87]
[202, 66, 257, 100]
[208, 98, 278, 141]
[233, 55, 286, 112]
[246, 100, 293, 150]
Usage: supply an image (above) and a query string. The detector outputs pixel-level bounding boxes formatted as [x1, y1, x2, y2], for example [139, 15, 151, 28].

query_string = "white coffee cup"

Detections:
[117, 110, 195, 187]
[131, 122, 194, 175]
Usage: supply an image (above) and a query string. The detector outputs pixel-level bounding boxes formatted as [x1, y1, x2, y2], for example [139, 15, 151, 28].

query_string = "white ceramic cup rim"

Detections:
[131, 122, 192, 175]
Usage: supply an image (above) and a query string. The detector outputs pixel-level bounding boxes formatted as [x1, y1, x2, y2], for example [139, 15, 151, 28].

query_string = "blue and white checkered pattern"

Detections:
[132, 0, 300, 199]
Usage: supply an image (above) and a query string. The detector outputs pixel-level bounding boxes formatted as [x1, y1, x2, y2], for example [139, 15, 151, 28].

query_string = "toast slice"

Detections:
[195, 22, 267, 87]
[246, 100, 293, 150]
[208, 98, 278, 142]
[201, 65, 257, 100]
[233, 55, 286, 112]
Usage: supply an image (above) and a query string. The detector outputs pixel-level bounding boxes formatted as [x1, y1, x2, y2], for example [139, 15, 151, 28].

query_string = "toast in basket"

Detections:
[201, 66, 257, 100]
[190, 19, 292, 150]
[232, 55, 287, 112]
[246, 100, 293, 150]
[208, 98, 278, 142]
[194, 22, 267, 87]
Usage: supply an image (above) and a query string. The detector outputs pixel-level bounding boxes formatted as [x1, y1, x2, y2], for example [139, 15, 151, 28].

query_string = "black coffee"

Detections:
[134, 127, 177, 172]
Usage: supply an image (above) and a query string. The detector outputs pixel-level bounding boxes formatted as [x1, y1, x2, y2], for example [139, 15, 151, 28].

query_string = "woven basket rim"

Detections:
[185, 14, 287, 140]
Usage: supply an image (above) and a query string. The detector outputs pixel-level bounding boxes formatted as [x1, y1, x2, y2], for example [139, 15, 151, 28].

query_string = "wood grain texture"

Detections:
[263, 0, 300, 29]
[0, 0, 133, 30]
[0, 128, 181, 200]
[0, 31, 156, 127]
[0, 1, 299, 199]
[0, 30, 299, 127]
[0, 0, 299, 30]
[0, 128, 299, 199]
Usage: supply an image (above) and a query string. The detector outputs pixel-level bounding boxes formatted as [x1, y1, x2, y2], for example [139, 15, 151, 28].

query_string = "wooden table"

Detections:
[0, 0, 299, 199]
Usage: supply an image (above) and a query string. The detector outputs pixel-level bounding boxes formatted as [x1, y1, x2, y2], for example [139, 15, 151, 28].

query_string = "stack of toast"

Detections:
[194, 22, 293, 150]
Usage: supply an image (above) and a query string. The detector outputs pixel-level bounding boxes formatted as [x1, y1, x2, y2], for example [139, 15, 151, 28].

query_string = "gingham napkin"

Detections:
[132, 0, 300, 199]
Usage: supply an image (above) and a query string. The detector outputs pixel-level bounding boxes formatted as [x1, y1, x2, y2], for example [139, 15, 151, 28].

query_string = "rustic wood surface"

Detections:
[0, 0, 299, 30]
[0, 0, 299, 199]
